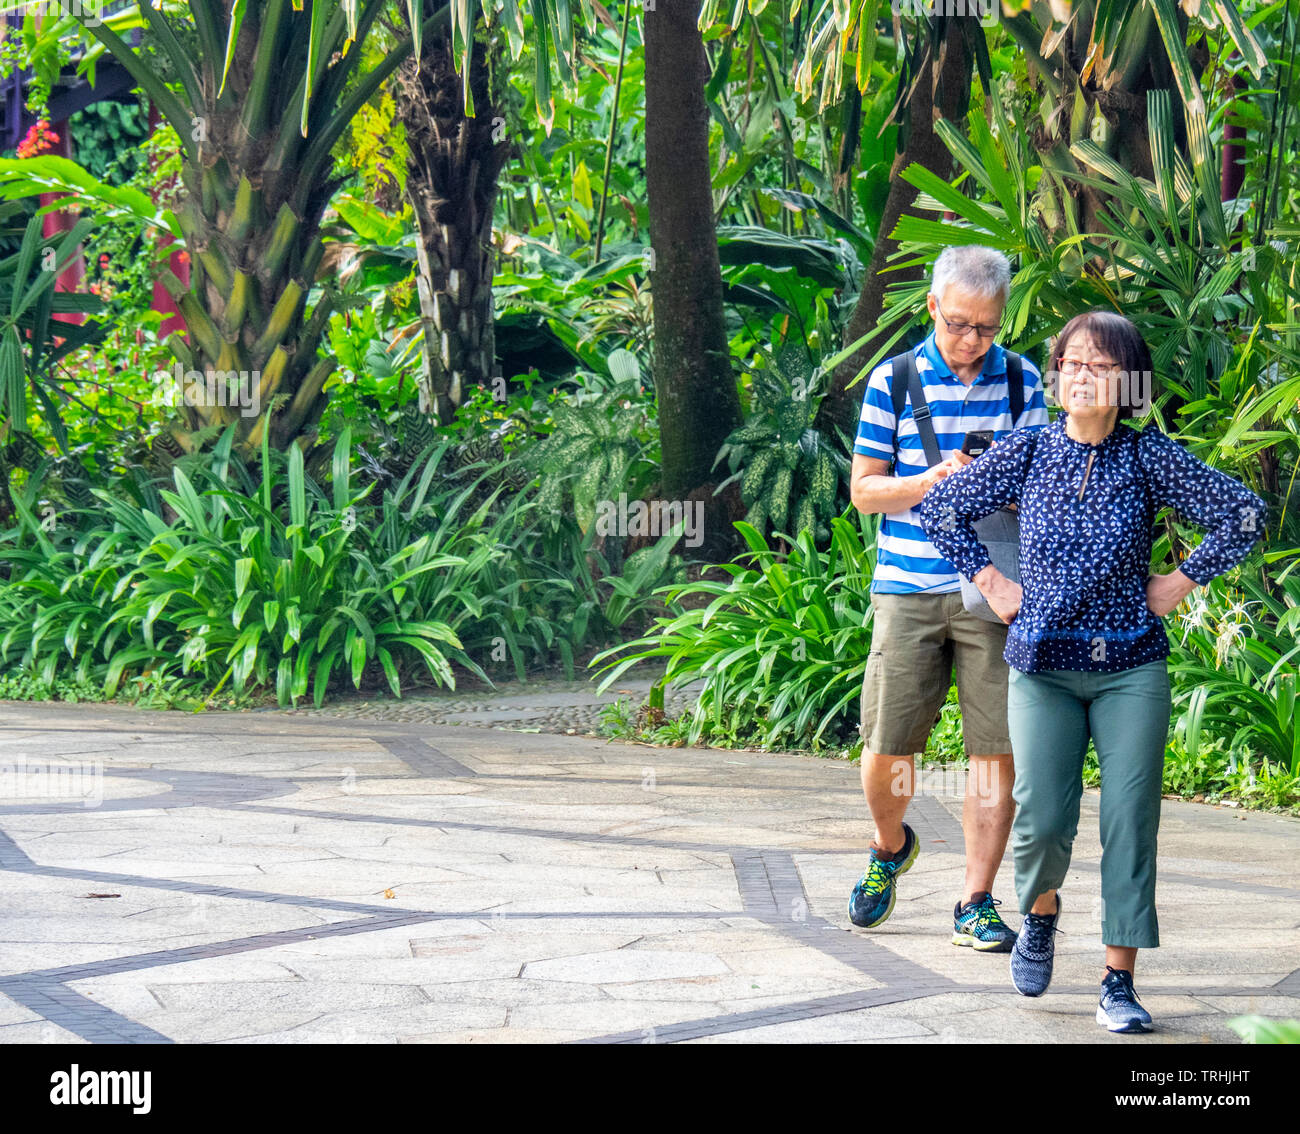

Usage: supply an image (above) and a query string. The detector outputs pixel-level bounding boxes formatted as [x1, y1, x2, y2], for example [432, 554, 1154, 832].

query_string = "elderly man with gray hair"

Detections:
[847, 245, 1048, 949]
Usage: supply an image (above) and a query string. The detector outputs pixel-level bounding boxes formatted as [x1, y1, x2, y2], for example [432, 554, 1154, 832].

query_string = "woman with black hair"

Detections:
[920, 310, 1266, 1033]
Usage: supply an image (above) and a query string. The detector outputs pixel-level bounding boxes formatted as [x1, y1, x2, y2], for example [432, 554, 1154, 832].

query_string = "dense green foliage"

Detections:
[594, 514, 877, 750]
[0, 423, 684, 706]
[0, 3, 1296, 819]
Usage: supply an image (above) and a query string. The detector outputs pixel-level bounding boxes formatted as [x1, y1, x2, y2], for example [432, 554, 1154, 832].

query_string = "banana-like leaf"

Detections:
[855, 0, 882, 94]
[553, 0, 577, 86]
[500, 0, 525, 48]
[534, 0, 555, 130]
[716, 226, 847, 288]
[0, 156, 181, 238]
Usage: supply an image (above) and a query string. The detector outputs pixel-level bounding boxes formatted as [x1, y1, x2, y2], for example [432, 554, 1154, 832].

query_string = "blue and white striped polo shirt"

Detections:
[853, 332, 1049, 594]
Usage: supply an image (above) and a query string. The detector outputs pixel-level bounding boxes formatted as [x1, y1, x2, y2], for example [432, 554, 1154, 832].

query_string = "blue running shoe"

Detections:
[952, 892, 1017, 952]
[1097, 966, 1153, 1033]
[847, 823, 918, 928]
[1010, 895, 1062, 996]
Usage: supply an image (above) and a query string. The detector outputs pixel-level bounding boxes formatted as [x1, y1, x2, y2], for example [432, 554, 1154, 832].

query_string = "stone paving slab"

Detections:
[0, 702, 1297, 1044]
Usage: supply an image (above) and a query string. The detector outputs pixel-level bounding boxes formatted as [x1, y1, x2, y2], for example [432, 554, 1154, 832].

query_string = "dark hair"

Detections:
[1046, 310, 1154, 420]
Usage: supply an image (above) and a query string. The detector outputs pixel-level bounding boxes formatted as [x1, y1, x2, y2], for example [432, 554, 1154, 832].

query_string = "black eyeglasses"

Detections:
[934, 300, 1000, 340]
[1058, 358, 1123, 380]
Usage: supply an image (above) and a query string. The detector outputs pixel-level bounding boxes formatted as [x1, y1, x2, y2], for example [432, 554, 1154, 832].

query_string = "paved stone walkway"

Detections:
[1, 702, 1297, 1043]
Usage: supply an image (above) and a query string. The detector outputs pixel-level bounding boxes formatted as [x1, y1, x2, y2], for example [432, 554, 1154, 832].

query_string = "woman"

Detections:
[919, 311, 1265, 1033]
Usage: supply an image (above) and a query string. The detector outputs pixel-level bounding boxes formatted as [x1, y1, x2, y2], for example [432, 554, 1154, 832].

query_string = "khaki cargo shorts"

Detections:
[860, 591, 1011, 757]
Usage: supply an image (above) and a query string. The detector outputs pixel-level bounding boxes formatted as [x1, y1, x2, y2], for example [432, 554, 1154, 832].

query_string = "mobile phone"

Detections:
[961, 430, 995, 457]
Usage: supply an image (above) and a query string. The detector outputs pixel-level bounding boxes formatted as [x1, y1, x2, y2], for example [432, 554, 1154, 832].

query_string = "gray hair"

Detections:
[931, 246, 1011, 304]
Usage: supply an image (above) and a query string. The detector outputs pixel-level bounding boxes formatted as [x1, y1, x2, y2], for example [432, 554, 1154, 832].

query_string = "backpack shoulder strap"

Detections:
[890, 353, 910, 434]
[890, 351, 942, 469]
[1005, 350, 1024, 425]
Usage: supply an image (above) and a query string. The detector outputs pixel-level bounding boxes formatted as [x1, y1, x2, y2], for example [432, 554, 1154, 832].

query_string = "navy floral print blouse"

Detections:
[919, 418, 1266, 673]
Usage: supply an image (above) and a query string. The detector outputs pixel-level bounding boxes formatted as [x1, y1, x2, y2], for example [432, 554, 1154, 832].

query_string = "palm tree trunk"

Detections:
[394, 26, 507, 424]
[77, 1, 450, 455]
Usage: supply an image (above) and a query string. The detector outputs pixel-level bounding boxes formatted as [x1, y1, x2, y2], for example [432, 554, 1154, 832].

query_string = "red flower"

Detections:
[16, 120, 60, 159]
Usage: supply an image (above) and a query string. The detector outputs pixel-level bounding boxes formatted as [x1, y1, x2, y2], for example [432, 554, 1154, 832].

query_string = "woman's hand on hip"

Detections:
[973, 565, 1022, 625]
[1146, 569, 1197, 617]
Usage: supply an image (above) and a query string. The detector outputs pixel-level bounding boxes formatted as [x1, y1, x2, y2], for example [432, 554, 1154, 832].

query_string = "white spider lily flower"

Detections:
[1178, 593, 1212, 643]
[1213, 619, 1246, 667]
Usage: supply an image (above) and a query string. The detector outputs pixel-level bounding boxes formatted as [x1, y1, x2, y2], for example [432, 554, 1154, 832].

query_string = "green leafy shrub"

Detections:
[0, 429, 470, 705]
[592, 512, 877, 750]
[1228, 1016, 1300, 1044]
[923, 686, 966, 764]
[0, 410, 700, 706]
[714, 344, 849, 545]
[598, 696, 639, 740]
[67, 101, 151, 188]
[1168, 566, 1300, 775]
[601, 524, 690, 633]
[0, 423, 610, 705]
[522, 355, 658, 534]
[0, 668, 106, 704]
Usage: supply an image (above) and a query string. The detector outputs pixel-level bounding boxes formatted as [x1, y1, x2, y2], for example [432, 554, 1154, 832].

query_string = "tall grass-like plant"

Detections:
[0, 428, 475, 705]
[592, 511, 878, 750]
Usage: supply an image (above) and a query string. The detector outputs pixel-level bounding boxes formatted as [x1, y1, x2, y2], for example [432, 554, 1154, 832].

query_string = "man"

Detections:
[847, 245, 1048, 950]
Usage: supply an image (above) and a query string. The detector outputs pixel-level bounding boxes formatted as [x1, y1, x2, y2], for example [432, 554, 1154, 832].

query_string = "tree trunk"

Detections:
[395, 28, 508, 424]
[644, 2, 741, 559]
[820, 19, 973, 436]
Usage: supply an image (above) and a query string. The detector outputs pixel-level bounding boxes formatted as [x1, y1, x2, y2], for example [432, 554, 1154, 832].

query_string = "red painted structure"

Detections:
[147, 102, 189, 341]
[35, 125, 85, 324]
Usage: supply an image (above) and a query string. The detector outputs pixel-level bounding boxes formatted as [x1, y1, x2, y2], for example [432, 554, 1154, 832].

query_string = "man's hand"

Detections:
[973, 564, 1022, 625]
[921, 451, 973, 493]
[1146, 569, 1197, 617]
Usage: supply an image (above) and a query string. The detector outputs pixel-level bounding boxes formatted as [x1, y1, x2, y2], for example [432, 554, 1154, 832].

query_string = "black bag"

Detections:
[889, 349, 1025, 623]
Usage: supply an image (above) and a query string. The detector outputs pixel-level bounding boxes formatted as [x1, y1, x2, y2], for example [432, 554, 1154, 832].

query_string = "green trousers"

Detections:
[1006, 660, 1171, 949]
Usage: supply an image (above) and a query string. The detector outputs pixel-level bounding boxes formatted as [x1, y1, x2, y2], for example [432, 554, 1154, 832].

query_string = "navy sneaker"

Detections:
[1097, 966, 1153, 1033]
[952, 892, 1017, 952]
[847, 823, 919, 928]
[1010, 894, 1062, 996]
